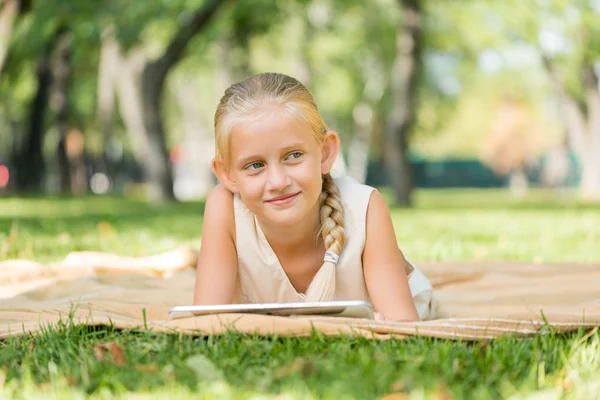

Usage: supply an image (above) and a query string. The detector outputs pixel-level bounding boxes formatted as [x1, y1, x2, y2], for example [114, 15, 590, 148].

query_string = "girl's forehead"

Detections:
[231, 110, 316, 145]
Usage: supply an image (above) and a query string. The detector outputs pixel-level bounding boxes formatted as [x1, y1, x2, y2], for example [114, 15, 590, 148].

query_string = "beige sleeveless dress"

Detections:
[232, 175, 434, 320]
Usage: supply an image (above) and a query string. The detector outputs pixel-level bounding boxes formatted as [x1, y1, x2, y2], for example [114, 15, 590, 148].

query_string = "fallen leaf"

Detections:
[109, 341, 126, 366]
[93, 341, 126, 366]
[65, 376, 78, 385]
[478, 339, 490, 352]
[93, 345, 105, 362]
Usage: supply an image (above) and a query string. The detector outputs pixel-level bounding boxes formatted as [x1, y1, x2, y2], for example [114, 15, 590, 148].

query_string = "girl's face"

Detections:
[219, 106, 338, 228]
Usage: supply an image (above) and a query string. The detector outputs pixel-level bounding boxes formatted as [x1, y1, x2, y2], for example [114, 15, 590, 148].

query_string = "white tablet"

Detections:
[168, 300, 374, 320]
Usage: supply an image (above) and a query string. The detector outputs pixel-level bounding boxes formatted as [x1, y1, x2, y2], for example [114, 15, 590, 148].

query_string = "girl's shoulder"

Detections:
[333, 175, 377, 228]
[206, 183, 235, 207]
[333, 175, 376, 204]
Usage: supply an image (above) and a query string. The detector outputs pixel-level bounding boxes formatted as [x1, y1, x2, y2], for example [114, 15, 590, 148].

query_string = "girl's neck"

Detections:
[257, 200, 322, 255]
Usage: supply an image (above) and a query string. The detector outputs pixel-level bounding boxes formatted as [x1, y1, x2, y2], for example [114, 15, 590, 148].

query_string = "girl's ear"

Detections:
[321, 130, 341, 175]
[212, 157, 240, 194]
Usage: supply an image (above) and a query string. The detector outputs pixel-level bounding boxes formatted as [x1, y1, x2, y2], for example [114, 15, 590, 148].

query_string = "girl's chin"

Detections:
[261, 206, 310, 227]
[264, 210, 304, 226]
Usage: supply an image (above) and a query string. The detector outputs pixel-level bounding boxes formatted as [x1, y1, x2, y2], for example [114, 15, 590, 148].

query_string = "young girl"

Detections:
[193, 72, 433, 321]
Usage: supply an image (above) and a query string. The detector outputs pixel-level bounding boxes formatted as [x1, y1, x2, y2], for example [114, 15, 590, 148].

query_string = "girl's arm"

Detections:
[193, 184, 238, 305]
[362, 190, 419, 322]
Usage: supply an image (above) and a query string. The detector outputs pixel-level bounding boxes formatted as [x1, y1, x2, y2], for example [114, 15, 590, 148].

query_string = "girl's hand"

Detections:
[374, 312, 386, 321]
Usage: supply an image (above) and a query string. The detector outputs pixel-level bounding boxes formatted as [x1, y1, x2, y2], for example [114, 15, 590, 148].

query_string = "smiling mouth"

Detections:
[266, 192, 299, 203]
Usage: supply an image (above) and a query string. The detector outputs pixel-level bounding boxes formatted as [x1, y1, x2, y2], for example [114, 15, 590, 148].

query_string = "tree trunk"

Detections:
[50, 26, 73, 194]
[383, 0, 423, 206]
[97, 27, 119, 187]
[15, 30, 56, 192]
[215, 35, 234, 96]
[0, 0, 19, 75]
[127, 0, 224, 203]
[580, 64, 600, 198]
[509, 167, 528, 198]
[138, 65, 175, 203]
[173, 76, 215, 199]
[114, 48, 151, 168]
[541, 55, 600, 199]
[539, 144, 570, 188]
[348, 103, 374, 183]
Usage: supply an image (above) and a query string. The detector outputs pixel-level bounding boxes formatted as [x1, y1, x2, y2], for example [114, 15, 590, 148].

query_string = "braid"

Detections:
[319, 173, 346, 253]
[304, 173, 346, 302]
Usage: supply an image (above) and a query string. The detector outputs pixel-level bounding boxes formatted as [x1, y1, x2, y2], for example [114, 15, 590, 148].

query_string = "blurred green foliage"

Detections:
[1, 0, 599, 164]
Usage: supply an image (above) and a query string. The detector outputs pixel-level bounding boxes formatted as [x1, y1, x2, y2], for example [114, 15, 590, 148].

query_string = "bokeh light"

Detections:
[0, 165, 9, 188]
[90, 172, 110, 194]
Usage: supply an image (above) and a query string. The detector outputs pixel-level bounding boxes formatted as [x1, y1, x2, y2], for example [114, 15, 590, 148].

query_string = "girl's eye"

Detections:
[287, 152, 302, 160]
[246, 162, 264, 171]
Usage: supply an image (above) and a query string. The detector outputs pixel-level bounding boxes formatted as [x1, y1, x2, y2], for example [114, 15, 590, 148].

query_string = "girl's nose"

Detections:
[266, 164, 291, 191]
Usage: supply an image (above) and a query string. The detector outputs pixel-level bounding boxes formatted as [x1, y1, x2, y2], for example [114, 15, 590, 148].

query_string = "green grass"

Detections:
[1, 188, 600, 399]
[1, 323, 599, 399]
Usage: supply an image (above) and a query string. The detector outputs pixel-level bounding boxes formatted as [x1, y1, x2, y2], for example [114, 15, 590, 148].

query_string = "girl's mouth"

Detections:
[266, 192, 300, 206]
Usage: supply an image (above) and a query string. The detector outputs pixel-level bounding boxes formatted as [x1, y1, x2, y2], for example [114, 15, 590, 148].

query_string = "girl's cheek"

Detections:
[247, 179, 264, 196]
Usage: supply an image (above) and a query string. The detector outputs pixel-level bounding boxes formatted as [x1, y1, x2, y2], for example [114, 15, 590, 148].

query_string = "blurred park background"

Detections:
[1, 0, 600, 206]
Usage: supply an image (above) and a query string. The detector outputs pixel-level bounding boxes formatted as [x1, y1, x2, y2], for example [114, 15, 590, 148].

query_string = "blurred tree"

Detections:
[384, 0, 423, 206]
[0, 0, 31, 75]
[96, 26, 118, 188]
[2, 0, 226, 199]
[323, 0, 394, 184]
[5, 0, 599, 200]
[0, 0, 18, 75]
[500, 0, 600, 198]
[12, 25, 58, 192]
[50, 25, 76, 194]
[113, 0, 226, 203]
[5, 0, 103, 192]
[542, 56, 600, 197]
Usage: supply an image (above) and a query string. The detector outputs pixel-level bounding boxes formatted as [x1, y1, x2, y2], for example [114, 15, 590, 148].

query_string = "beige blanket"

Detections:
[1, 247, 599, 340]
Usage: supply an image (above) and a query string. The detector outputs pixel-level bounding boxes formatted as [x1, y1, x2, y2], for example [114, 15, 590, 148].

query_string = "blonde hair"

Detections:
[214, 72, 346, 301]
